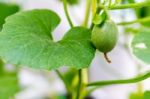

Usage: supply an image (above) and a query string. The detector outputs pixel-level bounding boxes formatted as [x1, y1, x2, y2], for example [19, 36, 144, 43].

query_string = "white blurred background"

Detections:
[1, 0, 150, 99]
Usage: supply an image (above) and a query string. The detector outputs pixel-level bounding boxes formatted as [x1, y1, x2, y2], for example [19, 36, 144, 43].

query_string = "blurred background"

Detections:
[0, 0, 150, 99]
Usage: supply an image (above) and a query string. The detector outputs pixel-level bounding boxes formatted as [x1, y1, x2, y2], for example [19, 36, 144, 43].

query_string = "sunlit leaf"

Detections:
[0, 9, 95, 70]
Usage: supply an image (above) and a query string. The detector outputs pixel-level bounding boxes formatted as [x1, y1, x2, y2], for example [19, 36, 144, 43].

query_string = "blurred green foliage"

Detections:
[128, 0, 150, 27]
[144, 91, 150, 99]
[0, 59, 4, 75]
[0, 3, 19, 29]
[59, 0, 79, 5]
[129, 92, 143, 99]
[0, 73, 20, 99]
[0, 2, 20, 99]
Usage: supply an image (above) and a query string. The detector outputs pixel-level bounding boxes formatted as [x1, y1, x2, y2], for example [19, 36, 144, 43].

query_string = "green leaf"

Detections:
[92, 12, 106, 25]
[0, 3, 19, 29]
[144, 91, 150, 99]
[63, 69, 78, 92]
[131, 28, 150, 64]
[0, 73, 20, 99]
[129, 92, 143, 99]
[0, 9, 95, 70]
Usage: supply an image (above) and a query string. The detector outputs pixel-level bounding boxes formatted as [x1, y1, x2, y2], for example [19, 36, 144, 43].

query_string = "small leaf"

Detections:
[144, 91, 150, 99]
[92, 12, 107, 25]
[0, 3, 19, 29]
[0, 73, 20, 99]
[63, 69, 78, 93]
[131, 28, 150, 64]
[0, 9, 95, 70]
[92, 14, 103, 25]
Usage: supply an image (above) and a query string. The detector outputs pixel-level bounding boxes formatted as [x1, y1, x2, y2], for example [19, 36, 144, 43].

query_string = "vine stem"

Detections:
[104, 53, 111, 63]
[103, 6, 111, 20]
[83, 0, 92, 27]
[76, 0, 93, 98]
[117, 17, 150, 25]
[55, 70, 70, 93]
[63, 0, 74, 27]
[0, 59, 4, 75]
[136, 65, 143, 96]
[76, 69, 82, 99]
[87, 71, 150, 86]
[99, 1, 150, 10]
[92, 0, 97, 19]
[108, 0, 112, 7]
[90, 5, 101, 29]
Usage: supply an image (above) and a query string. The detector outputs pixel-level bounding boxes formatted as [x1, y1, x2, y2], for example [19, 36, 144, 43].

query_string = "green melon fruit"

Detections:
[91, 20, 118, 62]
[91, 20, 118, 53]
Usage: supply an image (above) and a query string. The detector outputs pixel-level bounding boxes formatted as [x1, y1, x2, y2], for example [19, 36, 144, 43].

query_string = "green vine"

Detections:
[87, 71, 150, 87]
[99, 1, 150, 10]
[117, 17, 150, 25]
[83, 0, 91, 27]
[63, 0, 74, 27]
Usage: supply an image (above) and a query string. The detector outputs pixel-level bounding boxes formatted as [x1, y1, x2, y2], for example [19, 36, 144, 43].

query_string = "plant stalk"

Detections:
[99, 1, 150, 10]
[87, 71, 150, 86]
[83, 0, 92, 27]
[55, 70, 70, 94]
[117, 17, 150, 25]
[63, 0, 74, 27]
[76, 69, 82, 99]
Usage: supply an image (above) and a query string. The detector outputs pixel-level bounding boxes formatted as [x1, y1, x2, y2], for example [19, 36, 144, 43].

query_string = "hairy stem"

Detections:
[99, 1, 150, 10]
[117, 17, 150, 25]
[63, 0, 74, 27]
[92, 0, 97, 19]
[55, 70, 70, 93]
[76, 69, 82, 99]
[0, 59, 4, 75]
[87, 71, 150, 86]
[83, 0, 92, 27]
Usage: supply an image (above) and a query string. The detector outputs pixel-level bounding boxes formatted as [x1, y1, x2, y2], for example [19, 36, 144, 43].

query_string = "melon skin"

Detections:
[91, 20, 118, 53]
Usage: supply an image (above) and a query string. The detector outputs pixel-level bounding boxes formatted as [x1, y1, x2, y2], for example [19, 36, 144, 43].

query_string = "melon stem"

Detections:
[104, 53, 111, 63]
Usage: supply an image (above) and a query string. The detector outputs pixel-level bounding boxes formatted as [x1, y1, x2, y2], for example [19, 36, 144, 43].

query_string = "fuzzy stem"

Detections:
[92, 0, 97, 19]
[63, 0, 74, 27]
[87, 71, 150, 86]
[76, 69, 82, 99]
[117, 17, 150, 25]
[99, 1, 150, 10]
[0, 59, 4, 75]
[83, 0, 92, 27]
[55, 70, 70, 93]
